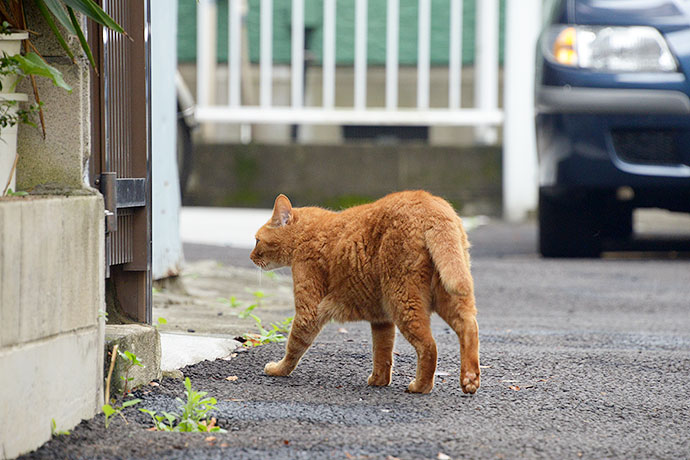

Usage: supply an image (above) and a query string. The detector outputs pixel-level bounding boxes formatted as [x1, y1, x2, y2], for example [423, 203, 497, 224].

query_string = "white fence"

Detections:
[194, 0, 541, 220]
[197, 0, 500, 131]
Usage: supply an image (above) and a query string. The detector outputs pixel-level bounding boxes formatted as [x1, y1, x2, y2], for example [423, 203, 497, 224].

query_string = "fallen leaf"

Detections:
[283, 440, 290, 446]
[509, 385, 521, 391]
[147, 427, 157, 431]
[345, 452, 354, 459]
[226, 376, 239, 382]
[338, 328, 348, 334]
[438, 453, 451, 460]
[148, 382, 159, 387]
[221, 443, 229, 447]
[205, 436, 216, 442]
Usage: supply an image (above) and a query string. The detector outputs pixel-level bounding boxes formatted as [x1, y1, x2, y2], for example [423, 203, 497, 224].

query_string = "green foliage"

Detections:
[32, 0, 127, 70]
[139, 378, 226, 433]
[11, 52, 72, 91]
[102, 397, 141, 429]
[244, 315, 293, 346]
[50, 418, 70, 436]
[0, 98, 41, 132]
[5, 188, 28, 196]
[117, 349, 144, 396]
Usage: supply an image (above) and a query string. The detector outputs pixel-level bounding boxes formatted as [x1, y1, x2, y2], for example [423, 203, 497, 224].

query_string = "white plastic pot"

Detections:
[0, 32, 29, 93]
[0, 92, 28, 195]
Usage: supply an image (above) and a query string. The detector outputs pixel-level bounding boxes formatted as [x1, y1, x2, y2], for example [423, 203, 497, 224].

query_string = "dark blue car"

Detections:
[535, 0, 690, 257]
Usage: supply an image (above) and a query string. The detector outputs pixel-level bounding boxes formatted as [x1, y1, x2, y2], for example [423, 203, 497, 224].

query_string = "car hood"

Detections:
[573, 0, 690, 31]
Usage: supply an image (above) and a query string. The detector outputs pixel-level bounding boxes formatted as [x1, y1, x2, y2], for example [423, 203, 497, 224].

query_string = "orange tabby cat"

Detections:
[250, 191, 480, 394]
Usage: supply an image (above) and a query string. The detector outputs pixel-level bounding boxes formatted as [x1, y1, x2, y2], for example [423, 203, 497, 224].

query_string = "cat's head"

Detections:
[250, 194, 296, 270]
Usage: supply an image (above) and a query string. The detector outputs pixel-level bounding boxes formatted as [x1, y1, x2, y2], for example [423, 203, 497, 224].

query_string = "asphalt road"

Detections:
[24, 221, 690, 459]
[180, 222, 690, 459]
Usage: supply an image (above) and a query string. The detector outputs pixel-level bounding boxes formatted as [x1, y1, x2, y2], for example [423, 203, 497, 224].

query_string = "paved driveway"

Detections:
[22, 216, 690, 459]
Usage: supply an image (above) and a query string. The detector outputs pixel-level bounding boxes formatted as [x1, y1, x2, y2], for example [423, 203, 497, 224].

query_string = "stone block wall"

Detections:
[0, 195, 105, 459]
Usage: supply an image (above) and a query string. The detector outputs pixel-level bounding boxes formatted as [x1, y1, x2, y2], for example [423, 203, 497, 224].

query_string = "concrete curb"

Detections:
[160, 333, 242, 372]
[105, 325, 162, 398]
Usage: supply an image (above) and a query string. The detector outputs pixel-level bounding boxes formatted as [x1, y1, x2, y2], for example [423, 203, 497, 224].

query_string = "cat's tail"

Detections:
[425, 218, 473, 297]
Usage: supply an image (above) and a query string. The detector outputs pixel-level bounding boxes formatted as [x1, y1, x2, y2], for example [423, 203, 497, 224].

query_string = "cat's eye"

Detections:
[255, 238, 260, 246]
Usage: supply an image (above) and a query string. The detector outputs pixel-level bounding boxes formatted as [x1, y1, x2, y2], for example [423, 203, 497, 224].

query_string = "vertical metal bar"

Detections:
[197, 0, 217, 108]
[417, 0, 430, 109]
[229, 0, 242, 107]
[449, 0, 462, 109]
[475, 0, 499, 144]
[386, 0, 399, 110]
[323, 0, 336, 109]
[260, 0, 273, 107]
[291, 0, 304, 108]
[354, 0, 367, 110]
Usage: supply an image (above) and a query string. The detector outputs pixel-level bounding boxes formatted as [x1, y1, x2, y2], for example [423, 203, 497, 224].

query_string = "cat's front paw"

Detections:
[264, 361, 290, 376]
[461, 371, 480, 394]
[406, 378, 434, 394]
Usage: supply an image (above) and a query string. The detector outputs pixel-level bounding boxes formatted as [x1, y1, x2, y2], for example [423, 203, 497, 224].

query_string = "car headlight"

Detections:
[544, 25, 678, 72]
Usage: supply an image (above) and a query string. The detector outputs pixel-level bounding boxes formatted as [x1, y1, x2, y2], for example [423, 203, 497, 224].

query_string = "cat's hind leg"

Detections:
[386, 283, 437, 394]
[368, 322, 396, 386]
[432, 274, 480, 394]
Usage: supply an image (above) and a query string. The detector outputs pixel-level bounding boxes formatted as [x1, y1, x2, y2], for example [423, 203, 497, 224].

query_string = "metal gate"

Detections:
[89, 1, 152, 323]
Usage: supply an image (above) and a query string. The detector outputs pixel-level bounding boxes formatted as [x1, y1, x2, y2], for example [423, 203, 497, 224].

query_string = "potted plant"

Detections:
[0, 0, 126, 196]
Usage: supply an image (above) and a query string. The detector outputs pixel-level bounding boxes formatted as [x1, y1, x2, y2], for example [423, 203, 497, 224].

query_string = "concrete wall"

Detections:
[15, 6, 91, 190]
[0, 195, 105, 459]
[184, 143, 502, 216]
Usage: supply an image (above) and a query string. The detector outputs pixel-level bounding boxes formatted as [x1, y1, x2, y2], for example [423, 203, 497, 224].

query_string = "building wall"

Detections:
[177, 0, 507, 65]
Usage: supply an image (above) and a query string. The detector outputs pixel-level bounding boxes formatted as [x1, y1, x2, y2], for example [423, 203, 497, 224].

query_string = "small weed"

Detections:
[216, 295, 242, 308]
[154, 317, 167, 328]
[103, 397, 142, 429]
[102, 347, 143, 429]
[118, 350, 144, 396]
[139, 377, 226, 433]
[50, 418, 70, 437]
[5, 188, 28, 197]
[243, 316, 293, 347]
[98, 309, 108, 321]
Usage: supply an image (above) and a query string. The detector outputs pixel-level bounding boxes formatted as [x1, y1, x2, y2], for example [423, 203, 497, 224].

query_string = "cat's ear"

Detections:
[271, 194, 293, 227]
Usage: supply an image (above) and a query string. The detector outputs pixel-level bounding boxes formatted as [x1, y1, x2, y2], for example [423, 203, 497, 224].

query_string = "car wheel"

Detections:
[538, 189, 602, 258]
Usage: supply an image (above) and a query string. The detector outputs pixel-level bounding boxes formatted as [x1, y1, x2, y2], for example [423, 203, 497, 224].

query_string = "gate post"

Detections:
[503, 0, 541, 221]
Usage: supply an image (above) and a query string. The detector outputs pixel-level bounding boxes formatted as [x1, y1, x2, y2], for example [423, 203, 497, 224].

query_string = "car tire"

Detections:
[538, 189, 603, 258]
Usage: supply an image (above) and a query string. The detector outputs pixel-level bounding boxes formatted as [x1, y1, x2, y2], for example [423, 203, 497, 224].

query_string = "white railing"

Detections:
[195, 0, 502, 132]
[194, 0, 542, 221]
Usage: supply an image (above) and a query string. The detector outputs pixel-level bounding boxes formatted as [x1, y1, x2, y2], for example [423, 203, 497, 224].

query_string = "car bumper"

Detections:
[536, 85, 690, 194]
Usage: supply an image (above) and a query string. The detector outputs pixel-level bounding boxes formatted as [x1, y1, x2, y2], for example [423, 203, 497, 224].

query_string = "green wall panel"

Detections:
[178, 0, 505, 66]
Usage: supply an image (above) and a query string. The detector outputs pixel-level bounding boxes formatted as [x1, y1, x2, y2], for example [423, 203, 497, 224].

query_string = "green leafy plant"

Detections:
[139, 377, 226, 433]
[154, 317, 167, 328]
[243, 315, 293, 347]
[4, 188, 26, 196]
[102, 397, 141, 429]
[118, 349, 143, 396]
[101, 346, 142, 429]
[50, 418, 70, 436]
